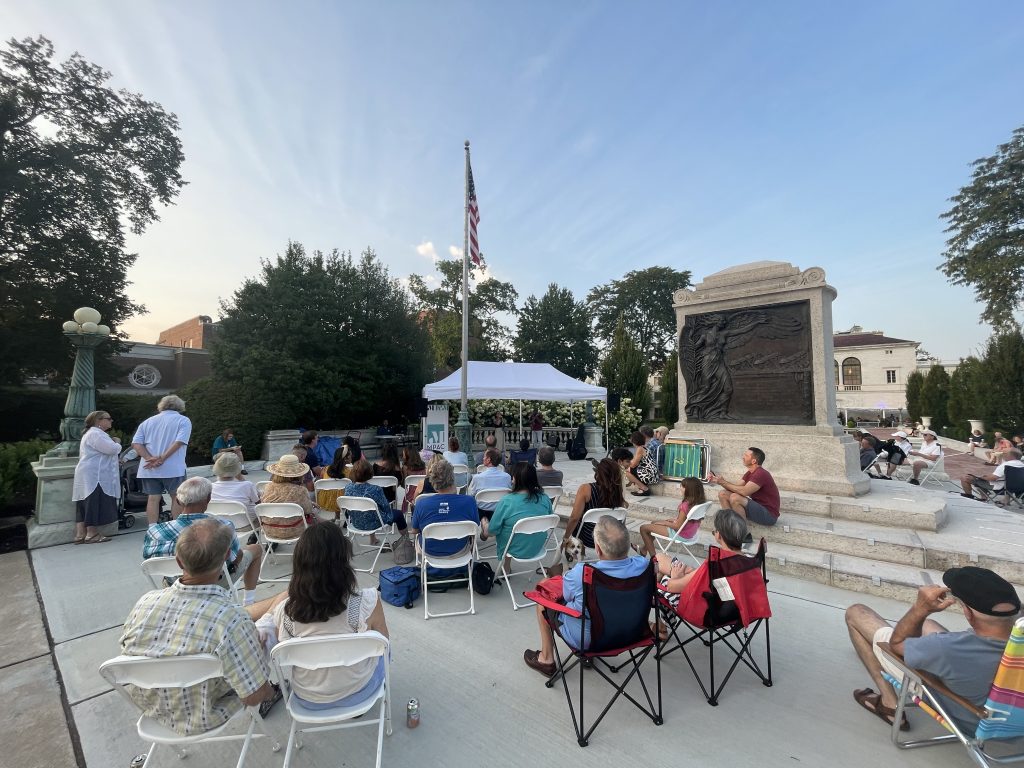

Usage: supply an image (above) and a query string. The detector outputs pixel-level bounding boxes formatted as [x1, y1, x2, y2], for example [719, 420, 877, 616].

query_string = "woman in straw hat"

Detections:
[261, 454, 313, 518]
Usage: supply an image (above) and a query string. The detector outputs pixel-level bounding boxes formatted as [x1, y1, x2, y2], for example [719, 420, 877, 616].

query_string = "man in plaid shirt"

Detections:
[143, 477, 263, 605]
[121, 517, 280, 735]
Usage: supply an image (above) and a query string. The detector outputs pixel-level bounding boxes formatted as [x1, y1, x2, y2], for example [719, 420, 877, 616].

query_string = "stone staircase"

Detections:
[552, 480, 1024, 604]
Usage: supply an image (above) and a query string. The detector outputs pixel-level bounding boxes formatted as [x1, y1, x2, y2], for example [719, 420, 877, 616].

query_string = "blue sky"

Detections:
[4, 1, 1023, 360]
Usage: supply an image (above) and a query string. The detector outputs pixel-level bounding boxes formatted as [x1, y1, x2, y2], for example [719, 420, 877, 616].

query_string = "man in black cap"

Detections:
[845, 567, 1020, 730]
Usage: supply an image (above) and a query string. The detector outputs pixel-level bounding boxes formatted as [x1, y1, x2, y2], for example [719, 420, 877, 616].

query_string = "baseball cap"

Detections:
[943, 567, 1021, 617]
[891, 431, 908, 439]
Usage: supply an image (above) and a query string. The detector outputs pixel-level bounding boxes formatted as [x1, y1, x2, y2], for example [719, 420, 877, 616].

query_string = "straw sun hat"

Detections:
[266, 453, 309, 478]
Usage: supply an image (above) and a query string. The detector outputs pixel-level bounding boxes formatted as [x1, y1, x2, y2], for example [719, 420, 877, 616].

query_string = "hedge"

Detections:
[0, 387, 160, 443]
[0, 439, 53, 510]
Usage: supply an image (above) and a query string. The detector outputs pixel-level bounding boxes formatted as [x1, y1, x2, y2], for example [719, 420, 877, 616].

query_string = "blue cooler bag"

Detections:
[379, 566, 421, 609]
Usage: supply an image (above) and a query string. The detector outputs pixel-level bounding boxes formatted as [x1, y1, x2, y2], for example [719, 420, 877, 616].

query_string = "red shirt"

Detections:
[741, 466, 780, 518]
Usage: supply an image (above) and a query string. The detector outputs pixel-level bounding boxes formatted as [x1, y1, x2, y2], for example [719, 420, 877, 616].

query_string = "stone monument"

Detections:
[670, 261, 868, 497]
[28, 307, 115, 548]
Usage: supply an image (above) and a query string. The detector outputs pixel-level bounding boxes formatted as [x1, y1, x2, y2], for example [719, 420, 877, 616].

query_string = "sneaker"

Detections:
[908, 479, 921, 486]
[258, 684, 282, 717]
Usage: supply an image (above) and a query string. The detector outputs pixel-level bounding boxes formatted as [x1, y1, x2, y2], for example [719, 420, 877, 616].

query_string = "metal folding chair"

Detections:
[341, 496, 394, 574]
[577, 507, 628, 562]
[418, 520, 479, 619]
[140, 556, 242, 603]
[493, 514, 560, 610]
[256, 502, 307, 583]
[650, 501, 713, 566]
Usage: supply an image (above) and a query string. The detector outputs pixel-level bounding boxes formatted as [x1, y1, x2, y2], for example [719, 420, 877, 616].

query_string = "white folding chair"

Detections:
[896, 452, 948, 488]
[140, 556, 242, 603]
[475, 463, 487, 474]
[411, 492, 436, 510]
[451, 464, 471, 494]
[255, 480, 271, 496]
[368, 476, 400, 509]
[474, 488, 511, 513]
[403, 474, 425, 491]
[313, 478, 350, 522]
[418, 520, 479, 619]
[99, 654, 280, 768]
[494, 514, 560, 610]
[650, 500, 713, 566]
[270, 632, 391, 768]
[341, 496, 394, 574]
[207, 500, 259, 538]
[256, 502, 306, 583]
[577, 507, 628, 562]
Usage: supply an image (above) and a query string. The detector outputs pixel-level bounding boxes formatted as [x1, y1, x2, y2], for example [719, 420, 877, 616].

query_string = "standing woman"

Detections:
[72, 411, 121, 543]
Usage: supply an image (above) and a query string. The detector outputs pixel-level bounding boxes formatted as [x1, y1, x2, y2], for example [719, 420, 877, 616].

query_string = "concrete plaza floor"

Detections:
[0, 452, 1011, 768]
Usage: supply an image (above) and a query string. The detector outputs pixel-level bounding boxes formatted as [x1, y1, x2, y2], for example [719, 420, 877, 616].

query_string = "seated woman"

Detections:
[316, 446, 350, 515]
[373, 443, 402, 505]
[211, 427, 245, 467]
[562, 458, 627, 559]
[399, 447, 427, 514]
[258, 524, 390, 710]
[210, 453, 260, 517]
[260, 454, 314, 537]
[343, 459, 409, 542]
[637, 476, 706, 557]
[483, 462, 553, 565]
[506, 438, 538, 469]
[624, 431, 660, 497]
[343, 435, 363, 464]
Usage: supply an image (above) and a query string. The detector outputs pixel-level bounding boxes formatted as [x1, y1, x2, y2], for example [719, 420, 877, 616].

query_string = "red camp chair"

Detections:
[654, 538, 773, 706]
[525, 560, 663, 747]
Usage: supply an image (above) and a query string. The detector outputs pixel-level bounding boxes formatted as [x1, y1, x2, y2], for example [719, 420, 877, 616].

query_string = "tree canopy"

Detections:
[599, 315, 651, 417]
[587, 266, 691, 370]
[919, 364, 951, 433]
[0, 36, 185, 385]
[210, 242, 431, 429]
[659, 350, 679, 426]
[940, 124, 1024, 330]
[513, 283, 598, 380]
[408, 258, 518, 373]
[905, 370, 924, 423]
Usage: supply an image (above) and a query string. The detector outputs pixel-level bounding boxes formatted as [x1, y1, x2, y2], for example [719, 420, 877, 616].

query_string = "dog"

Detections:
[561, 536, 584, 563]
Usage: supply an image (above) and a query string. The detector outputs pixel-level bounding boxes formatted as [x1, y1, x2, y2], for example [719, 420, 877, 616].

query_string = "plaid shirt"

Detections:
[142, 513, 242, 562]
[119, 581, 269, 735]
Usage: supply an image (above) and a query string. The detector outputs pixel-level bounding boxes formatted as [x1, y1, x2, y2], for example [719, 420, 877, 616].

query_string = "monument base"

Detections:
[583, 423, 604, 454]
[670, 422, 870, 497]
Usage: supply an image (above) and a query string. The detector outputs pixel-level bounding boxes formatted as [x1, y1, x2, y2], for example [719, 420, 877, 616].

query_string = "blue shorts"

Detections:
[743, 499, 778, 526]
[139, 476, 185, 497]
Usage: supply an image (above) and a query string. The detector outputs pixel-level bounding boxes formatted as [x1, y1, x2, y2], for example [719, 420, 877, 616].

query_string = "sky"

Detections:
[4, 1, 1024, 361]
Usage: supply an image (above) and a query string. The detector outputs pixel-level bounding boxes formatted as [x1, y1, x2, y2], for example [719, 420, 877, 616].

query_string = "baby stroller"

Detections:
[117, 447, 170, 529]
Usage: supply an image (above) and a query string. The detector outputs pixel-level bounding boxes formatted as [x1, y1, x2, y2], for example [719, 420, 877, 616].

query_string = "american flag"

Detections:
[467, 160, 481, 266]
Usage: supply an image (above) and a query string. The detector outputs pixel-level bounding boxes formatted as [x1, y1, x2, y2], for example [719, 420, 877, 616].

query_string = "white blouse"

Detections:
[72, 427, 122, 501]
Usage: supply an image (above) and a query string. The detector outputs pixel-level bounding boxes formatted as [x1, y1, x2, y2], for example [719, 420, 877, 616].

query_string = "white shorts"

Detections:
[872, 626, 920, 695]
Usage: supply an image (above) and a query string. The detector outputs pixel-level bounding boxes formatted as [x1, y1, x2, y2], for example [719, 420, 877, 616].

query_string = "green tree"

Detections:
[940, 124, 1024, 330]
[212, 242, 431, 428]
[513, 284, 597, 379]
[946, 357, 985, 440]
[905, 370, 924, 422]
[0, 36, 185, 385]
[586, 266, 691, 370]
[408, 258, 518, 373]
[599, 315, 651, 417]
[919, 365, 951, 433]
[659, 350, 679, 426]
[978, 330, 1024, 434]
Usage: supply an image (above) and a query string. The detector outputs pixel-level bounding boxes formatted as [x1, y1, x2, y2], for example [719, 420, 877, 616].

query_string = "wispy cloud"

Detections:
[415, 241, 438, 263]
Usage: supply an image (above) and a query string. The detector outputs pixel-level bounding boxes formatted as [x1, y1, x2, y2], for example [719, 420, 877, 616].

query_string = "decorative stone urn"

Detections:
[921, 416, 932, 430]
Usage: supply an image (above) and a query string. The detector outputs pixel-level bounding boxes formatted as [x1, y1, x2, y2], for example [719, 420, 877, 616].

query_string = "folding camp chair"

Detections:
[876, 617, 1024, 767]
[1001, 466, 1024, 511]
[418, 520, 479, 619]
[493, 514, 560, 610]
[341, 496, 394, 574]
[526, 559, 662, 747]
[577, 507, 627, 562]
[270, 632, 392, 768]
[897, 453, 950, 489]
[99, 653, 280, 768]
[650, 501, 713, 566]
[653, 538, 772, 706]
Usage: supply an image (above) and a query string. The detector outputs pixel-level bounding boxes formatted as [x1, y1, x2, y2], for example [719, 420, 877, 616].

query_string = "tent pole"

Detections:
[604, 397, 609, 456]
[519, 400, 523, 442]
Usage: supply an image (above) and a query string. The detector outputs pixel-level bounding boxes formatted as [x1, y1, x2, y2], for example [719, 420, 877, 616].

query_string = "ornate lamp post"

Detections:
[46, 307, 111, 457]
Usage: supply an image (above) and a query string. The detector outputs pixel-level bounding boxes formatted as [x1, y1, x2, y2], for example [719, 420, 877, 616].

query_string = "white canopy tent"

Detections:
[422, 361, 608, 451]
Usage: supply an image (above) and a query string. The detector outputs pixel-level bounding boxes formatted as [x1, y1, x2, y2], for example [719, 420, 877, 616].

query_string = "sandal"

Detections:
[853, 688, 909, 731]
[72, 537, 86, 545]
[83, 535, 111, 544]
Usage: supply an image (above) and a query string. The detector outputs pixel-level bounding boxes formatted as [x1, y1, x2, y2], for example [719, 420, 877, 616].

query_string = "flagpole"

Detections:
[455, 140, 472, 456]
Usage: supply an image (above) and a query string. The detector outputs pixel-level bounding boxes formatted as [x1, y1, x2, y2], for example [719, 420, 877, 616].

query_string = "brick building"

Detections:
[156, 315, 219, 349]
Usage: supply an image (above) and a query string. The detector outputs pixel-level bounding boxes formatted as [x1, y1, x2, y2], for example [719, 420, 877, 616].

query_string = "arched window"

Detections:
[834, 359, 840, 385]
[842, 357, 862, 386]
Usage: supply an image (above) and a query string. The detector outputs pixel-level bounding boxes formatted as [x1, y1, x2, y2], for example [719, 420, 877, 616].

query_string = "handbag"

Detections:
[392, 534, 415, 565]
[472, 561, 496, 595]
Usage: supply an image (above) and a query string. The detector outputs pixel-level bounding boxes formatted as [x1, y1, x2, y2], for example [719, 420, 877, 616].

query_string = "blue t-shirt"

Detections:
[560, 555, 649, 650]
[411, 494, 479, 556]
[489, 492, 552, 561]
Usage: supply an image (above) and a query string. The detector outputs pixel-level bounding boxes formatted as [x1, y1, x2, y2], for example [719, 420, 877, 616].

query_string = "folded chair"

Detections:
[654, 538, 773, 706]
[877, 617, 1024, 767]
[270, 632, 392, 768]
[525, 559, 663, 747]
[650, 501, 713, 566]
[99, 653, 280, 768]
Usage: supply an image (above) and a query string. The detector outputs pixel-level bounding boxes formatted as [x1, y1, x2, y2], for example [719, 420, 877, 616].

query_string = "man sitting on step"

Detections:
[845, 567, 1020, 731]
[708, 446, 780, 526]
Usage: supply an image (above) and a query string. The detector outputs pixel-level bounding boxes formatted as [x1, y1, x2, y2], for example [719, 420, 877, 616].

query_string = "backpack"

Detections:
[472, 561, 496, 595]
[378, 566, 421, 609]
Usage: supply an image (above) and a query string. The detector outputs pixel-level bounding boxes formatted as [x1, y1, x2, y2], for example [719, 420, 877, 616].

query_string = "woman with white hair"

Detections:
[210, 452, 260, 516]
[71, 410, 121, 543]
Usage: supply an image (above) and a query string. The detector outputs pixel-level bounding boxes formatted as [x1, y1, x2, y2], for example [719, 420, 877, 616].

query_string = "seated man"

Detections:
[708, 447, 780, 526]
[468, 448, 512, 520]
[376, 419, 393, 437]
[507, 438, 538, 470]
[859, 437, 880, 471]
[299, 430, 322, 478]
[121, 518, 280, 735]
[475, 433, 498, 467]
[961, 448, 1024, 501]
[873, 431, 913, 479]
[143, 477, 263, 605]
[906, 429, 942, 485]
[524, 516, 647, 675]
[409, 458, 480, 557]
[845, 566, 1020, 730]
[535, 446, 564, 487]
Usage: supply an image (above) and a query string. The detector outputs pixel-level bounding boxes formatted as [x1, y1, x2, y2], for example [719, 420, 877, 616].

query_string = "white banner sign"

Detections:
[424, 404, 449, 452]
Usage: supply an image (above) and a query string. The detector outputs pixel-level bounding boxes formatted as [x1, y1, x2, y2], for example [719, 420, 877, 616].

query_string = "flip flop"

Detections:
[83, 535, 111, 544]
[853, 688, 909, 731]
[72, 537, 86, 545]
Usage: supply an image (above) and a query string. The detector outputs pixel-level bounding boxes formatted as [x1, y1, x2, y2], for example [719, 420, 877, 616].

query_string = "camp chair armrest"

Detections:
[876, 641, 988, 720]
[523, 591, 583, 618]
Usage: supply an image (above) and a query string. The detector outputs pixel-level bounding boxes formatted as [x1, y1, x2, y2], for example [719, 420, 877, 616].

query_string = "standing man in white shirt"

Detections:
[131, 395, 193, 524]
[907, 429, 943, 485]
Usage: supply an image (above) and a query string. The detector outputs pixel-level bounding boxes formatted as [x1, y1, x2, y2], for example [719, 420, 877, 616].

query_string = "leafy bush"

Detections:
[0, 439, 53, 509]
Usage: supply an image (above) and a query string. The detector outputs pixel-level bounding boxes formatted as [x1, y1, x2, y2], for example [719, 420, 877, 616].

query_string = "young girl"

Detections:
[637, 476, 706, 557]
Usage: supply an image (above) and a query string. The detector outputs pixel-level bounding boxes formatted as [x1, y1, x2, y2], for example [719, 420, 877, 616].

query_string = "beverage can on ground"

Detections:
[407, 698, 420, 728]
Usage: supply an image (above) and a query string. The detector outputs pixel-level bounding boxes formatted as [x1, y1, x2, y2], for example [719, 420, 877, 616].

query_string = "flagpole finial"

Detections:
[465, 140, 470, 148]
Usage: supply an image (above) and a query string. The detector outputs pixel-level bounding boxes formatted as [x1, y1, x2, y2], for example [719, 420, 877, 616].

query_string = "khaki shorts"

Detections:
[872, 626, 921, 695]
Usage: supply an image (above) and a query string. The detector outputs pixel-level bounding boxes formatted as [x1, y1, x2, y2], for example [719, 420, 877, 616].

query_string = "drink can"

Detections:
[406, 698, 420, 728]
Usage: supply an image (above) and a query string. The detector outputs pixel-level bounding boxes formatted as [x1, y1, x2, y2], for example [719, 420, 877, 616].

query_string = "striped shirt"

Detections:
[119, 581, 269, 735]
[142, 513, 242, 562]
